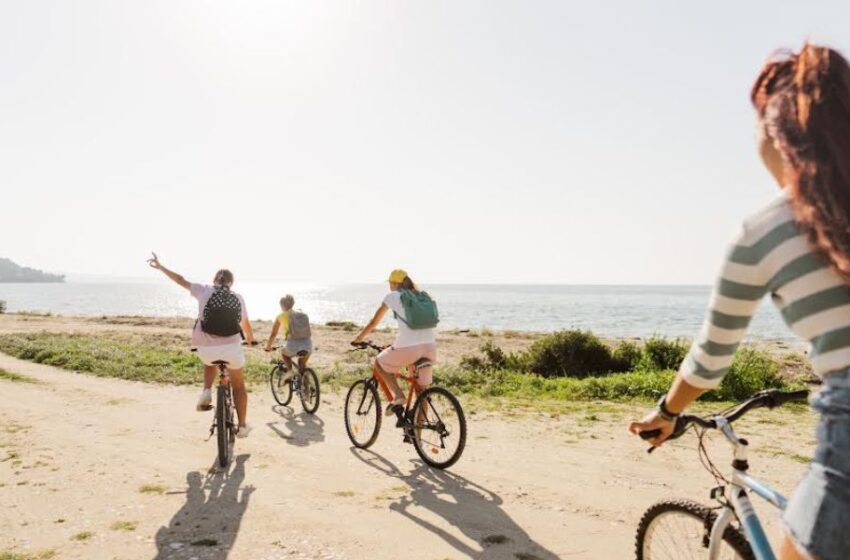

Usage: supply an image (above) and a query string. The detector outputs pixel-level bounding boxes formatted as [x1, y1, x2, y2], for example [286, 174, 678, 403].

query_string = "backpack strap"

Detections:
[393, 310, 413, 328]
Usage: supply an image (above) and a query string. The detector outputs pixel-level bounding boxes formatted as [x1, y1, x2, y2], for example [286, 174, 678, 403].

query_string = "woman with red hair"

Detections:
[630, 44, 850, 560]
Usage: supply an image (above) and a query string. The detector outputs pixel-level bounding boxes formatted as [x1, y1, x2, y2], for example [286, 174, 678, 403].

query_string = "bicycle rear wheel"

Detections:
[270, 365, 293, 406]
[344, 379, 381, 448]
[635, 500, 754, 560]
[411, 387, 466, 469]
[299, 369, 320, 414]
[215, 386, 232, 468]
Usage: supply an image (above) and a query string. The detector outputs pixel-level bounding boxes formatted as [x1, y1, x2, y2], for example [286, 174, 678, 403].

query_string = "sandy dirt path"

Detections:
[0, 352, 817, 560]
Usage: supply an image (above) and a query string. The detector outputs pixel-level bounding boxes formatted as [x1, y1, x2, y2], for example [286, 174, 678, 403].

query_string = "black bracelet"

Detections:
[657, 396, 679, 422]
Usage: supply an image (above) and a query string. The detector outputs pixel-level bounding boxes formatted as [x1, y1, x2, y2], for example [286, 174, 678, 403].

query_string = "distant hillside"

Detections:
[0, 258, 64, 283]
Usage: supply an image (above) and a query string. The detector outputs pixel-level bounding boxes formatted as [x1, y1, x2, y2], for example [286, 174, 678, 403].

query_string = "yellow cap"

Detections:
[388, 269, 408, 283]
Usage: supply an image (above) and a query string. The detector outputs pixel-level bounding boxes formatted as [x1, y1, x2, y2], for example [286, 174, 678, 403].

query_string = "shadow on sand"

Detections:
[267, 404, 325, 447]
[154, 454, 253, 560]
[351, 448, 560, 560]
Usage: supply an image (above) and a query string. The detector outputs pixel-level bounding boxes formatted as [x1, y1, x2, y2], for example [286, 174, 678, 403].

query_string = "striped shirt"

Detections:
[680, 193, 850, 389]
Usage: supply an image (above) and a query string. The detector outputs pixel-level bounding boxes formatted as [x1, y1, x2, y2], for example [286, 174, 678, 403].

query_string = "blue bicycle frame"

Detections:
[707, 417, 786, 560]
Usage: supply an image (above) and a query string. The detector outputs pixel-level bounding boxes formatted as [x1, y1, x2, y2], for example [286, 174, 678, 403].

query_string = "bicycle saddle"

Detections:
[413, 358, 432, 369]
[296, 350, 309, 357]
[211, 360, 229, 366]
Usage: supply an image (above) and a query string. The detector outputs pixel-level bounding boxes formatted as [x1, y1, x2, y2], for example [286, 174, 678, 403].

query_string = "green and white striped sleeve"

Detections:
[679, 223, 770, 389]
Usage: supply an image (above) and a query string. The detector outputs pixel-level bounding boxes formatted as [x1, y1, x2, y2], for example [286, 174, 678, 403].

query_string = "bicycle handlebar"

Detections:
[349, 341, 386, 352]
[639, 389, 810, 444]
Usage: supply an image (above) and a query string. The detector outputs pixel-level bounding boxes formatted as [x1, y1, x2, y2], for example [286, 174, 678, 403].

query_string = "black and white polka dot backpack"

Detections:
[200, 286, 243, 337]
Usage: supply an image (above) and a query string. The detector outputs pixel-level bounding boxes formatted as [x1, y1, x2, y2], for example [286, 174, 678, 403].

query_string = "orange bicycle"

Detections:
[344, 341, 466, 469]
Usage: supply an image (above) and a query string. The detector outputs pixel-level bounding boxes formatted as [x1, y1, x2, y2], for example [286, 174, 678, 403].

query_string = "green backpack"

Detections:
[395, 289, 439, 329]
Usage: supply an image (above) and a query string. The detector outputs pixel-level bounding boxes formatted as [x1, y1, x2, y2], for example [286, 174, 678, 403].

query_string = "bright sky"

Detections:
[2, 1, 849, 285]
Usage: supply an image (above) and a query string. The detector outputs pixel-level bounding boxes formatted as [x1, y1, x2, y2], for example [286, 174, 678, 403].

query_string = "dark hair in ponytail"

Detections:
[751, 43, 850, 281]
[399, 276, 419, 292]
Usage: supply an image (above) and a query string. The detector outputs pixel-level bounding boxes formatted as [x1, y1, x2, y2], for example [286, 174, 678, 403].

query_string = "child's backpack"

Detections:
[201, 287, 243, 336]
[288, 310, 312, 340]
[396, 289, 439, 329]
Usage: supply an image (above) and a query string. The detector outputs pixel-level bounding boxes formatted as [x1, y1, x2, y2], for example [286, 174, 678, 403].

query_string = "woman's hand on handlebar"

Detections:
[629, 409, 676, 448]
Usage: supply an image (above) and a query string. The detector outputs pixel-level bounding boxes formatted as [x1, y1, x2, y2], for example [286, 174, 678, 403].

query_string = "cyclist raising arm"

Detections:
[629, 44, 850, 560]
[148, 252, 255, 438]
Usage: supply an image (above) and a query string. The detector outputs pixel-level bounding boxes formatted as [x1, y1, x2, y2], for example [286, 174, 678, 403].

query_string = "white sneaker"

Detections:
[237, 424, 252, 439]
[196, 389, 212, 411]
[384, 397, 405, 417]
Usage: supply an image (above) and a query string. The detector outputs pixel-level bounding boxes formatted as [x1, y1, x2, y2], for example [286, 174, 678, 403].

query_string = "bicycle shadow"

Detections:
[267, 405, 325, 447]
[350, 449, 559, 560]
[153, 454, 254, 560]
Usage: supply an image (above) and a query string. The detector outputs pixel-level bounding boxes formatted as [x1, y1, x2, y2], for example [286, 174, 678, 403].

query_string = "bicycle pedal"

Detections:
[402, 435, 413, 444]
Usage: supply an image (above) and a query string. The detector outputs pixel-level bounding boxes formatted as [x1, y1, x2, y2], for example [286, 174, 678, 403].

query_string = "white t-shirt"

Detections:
[190, 284, 248, 347]
[383, 291, 436, 348]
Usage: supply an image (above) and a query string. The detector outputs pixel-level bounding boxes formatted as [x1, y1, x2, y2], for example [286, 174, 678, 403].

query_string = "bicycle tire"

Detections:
[344, 379, 381, 448]
[635, 499, 754, 560]
[215, 385, 231, 468]
[269, 365, 293, 406]
[299, 368, 321, 414]
[411, 386, 467, 470]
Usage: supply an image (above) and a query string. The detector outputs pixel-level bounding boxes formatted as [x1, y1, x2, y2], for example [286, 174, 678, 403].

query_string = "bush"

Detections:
[460, 341, 525, 371]
[611, 341, 642, 372]
[326, 320, 359, 331]
[636, 337, 689, 371]
[525, 330, 615, 378]
[0, 300, 5, 314]
[712, 347, 784, 401]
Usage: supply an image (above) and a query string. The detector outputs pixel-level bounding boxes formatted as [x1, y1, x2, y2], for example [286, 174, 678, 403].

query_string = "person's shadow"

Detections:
[154, 454, 254, 559]
[267, 405, 325, 447]
[351, 449, 560, 560]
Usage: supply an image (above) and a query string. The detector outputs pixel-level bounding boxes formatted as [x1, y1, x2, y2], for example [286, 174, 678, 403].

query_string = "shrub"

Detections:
[326, 321, 359, 331]
[0, 300, 5, 314]
[636, 337, 689, 371]
[524, 330, 615, 378]
[712, 347, 784, 401]
[611, 341, 642, 372]
[460, 341, 525, 371]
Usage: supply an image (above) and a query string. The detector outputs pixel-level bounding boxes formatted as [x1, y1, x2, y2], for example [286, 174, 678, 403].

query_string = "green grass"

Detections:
[0, 330, 805, 405]
[0, 368, 38, 384]
[110, 520, 138, 531]
[138, 484, 167, 495]
[0, 550, 56, 560]
[0, 332, 271, 385]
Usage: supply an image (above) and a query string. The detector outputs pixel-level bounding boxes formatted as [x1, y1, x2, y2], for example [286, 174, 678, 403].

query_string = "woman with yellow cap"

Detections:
[351, 269, 437, 417]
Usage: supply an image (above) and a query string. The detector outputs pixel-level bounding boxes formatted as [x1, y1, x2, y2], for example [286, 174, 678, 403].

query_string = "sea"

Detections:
[0, 281, 790, 341]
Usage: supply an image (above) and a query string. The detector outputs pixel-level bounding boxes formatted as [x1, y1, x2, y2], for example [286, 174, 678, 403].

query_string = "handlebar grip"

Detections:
[778, 390, 810, 404]
[639, 429, 662, 440]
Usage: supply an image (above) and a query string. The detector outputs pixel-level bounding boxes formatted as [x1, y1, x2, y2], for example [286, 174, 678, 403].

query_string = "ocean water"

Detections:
[0, 281, 789, 340]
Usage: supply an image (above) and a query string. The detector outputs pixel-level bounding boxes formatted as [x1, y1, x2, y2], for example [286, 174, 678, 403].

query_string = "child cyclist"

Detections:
[265, 294, 313, 379]
[351, 269, 439, 419]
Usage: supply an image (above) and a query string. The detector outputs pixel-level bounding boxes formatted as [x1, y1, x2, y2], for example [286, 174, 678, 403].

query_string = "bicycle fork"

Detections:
[708, 423, 779, 560]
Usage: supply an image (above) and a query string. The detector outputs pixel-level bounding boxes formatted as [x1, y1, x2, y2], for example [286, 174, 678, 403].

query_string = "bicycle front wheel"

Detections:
[299, 369, 320, 414]
[270, 365, 293, 406]
[411, 387, 466, 469]
[635, 500, 754, 560]
[215, 386, 232, 468]
[344, 379, 381, 448]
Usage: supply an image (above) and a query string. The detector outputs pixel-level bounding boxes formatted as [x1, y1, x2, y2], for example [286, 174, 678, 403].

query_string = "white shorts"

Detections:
[196, 343, 246, 369]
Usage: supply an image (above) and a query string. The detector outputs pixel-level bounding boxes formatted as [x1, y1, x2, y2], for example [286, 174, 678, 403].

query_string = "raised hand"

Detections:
[147, 252, 163, 270]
